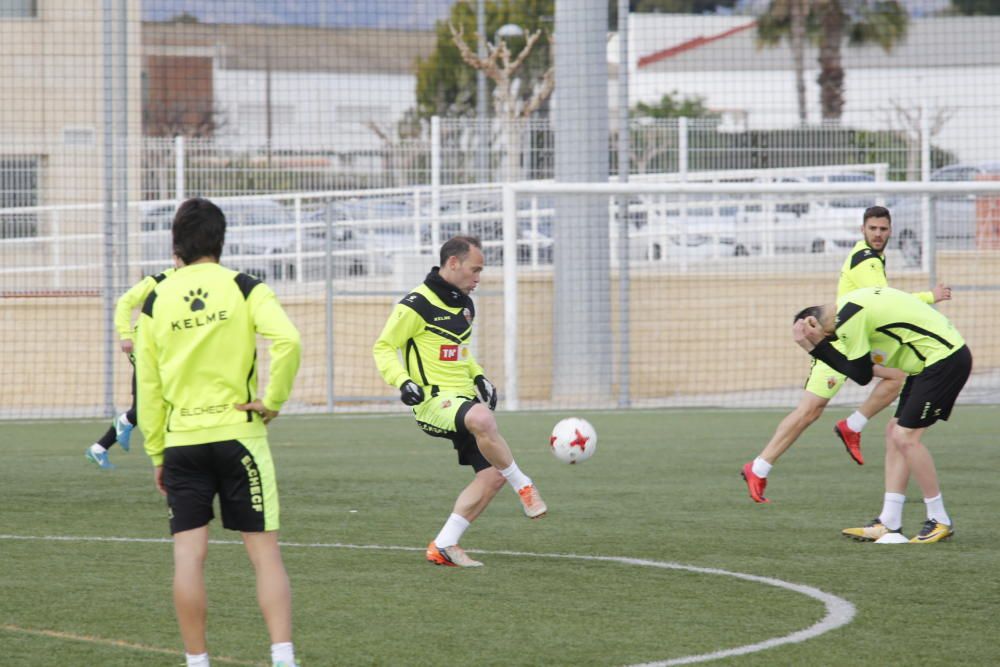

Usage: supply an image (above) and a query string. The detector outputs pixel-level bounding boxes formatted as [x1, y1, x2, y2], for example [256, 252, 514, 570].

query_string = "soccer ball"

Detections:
[549, 417, 597, 464]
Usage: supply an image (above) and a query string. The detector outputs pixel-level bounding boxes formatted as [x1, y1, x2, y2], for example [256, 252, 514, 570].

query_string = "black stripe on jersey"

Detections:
[849, 247, 884, 269]
[875, 323, 955, 362]
[836, 301, 863, 328]
[425, 325, 465, 345]
[406, 338, 431, 387]
[152, 271, 170, 283]
[235, 272, 262, 299]
[399, 292, 472, 338]
[243, 349, 257, 422]
[141, 291, 157, 317]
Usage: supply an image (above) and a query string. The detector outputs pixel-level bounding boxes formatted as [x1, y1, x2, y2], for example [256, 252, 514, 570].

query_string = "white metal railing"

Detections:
[500, 178, 1000, 409]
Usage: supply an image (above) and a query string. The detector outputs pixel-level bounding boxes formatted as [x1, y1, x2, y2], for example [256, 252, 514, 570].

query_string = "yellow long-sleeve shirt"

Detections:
[837, 240, 933, 303]
[373, 268, 485, 396]
[136, 263, 301, 465]
[113, 268, 175, 341]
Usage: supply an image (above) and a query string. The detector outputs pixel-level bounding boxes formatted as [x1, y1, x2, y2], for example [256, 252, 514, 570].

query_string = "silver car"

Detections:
[888, 162, 1000, 264]
[141, 199, 298, 281]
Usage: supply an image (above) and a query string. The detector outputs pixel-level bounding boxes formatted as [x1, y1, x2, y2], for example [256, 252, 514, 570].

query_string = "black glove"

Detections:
[474, 375, 498, 410]
[399, 380, 425, 406]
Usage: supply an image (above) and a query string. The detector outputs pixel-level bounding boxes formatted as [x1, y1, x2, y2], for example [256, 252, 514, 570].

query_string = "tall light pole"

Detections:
[476, 0, 487, 180]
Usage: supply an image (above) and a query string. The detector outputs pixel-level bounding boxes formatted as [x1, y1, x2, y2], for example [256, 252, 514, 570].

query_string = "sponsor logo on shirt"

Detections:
[172, 287, 229, 331]
[871, 348, 888, 364]
[439, 344, 470, 361]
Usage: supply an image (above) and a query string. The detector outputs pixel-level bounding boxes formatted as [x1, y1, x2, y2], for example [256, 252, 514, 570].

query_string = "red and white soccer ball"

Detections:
[549, 417, 597, 464]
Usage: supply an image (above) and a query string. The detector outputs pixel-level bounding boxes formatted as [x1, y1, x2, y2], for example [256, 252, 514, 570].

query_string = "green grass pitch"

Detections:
[2, 406, 999, 666]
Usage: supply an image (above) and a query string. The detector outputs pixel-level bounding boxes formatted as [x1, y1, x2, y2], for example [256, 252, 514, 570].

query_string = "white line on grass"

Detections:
[1, 534, 855, 665]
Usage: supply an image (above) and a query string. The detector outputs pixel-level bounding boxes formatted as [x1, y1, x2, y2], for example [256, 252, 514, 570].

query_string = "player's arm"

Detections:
[114, 275, 156, 341]
[247, 283, 301, 413]
[808, 340, 874, 385]
[373, 303, 425, 389]
[793, 301, 874, 385]
[913, 283, 951, 304]
[135, 294, 166, 465]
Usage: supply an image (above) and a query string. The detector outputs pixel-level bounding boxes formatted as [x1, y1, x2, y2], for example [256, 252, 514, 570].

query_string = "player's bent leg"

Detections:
[242, 531, 293, 645]
[462, 403, 513, 469]
[452, 467, 506, 521]
[172, 526, 210, 655]
[759, 391, 829, 464]
[745, 391, 829, 502]
[463, 404, 547, 518]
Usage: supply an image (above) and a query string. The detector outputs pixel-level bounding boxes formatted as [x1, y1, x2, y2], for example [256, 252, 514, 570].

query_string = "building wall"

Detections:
[0, 0, 142, 207]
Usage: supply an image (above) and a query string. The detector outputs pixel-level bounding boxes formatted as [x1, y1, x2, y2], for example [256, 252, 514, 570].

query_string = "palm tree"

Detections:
[758, 0, 810, 124]
[758, 0, 908, 122]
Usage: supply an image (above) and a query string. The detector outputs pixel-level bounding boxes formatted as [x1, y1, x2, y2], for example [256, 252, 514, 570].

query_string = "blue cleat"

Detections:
[114, 413, 134, 452]
[86, 447, 116, 470]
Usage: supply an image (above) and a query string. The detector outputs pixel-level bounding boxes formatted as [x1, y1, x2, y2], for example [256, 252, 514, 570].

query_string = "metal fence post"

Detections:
[431, 116, 441, 250]
[175, 135, 186, 201]
[616, 0, 631, 408]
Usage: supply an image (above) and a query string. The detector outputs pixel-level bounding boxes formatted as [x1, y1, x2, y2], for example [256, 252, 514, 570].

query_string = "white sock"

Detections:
[498, 462, 532, 491]
[434, 513, 471, 548]
[878, 492, 906, 531]
[846, 411, 868, 432]
[185, 653, 210, 667]
[751, 456, 772, 478]
[271, 642, 295, 666]
[90, 443, 107, 455]
[923, 493, 951, 526]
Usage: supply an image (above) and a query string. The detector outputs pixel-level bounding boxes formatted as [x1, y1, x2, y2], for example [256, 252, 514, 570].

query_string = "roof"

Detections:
[142, 21, 437, 75]
[635, 16, 1000, 72]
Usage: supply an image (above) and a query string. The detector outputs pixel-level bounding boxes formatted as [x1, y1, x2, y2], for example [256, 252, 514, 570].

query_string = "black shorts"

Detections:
[162, 437, 280, 535]
[414, 394, 491, 472]
[895, 346, 972, 429]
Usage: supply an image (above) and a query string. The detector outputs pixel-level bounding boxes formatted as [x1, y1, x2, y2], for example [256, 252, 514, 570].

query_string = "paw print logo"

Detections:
[183, 288, 208, 312]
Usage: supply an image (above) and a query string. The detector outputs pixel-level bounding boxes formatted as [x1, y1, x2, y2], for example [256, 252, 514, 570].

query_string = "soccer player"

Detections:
[373, 235, 546, 568]
[135, 198, 302, 667]
[85, 266, 175, 469]
[741, 206, 951, 503]
[792, 286, 971, 543]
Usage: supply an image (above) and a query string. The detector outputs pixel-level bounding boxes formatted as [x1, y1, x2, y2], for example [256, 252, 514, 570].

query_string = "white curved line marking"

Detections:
[0, 535, 854, 665]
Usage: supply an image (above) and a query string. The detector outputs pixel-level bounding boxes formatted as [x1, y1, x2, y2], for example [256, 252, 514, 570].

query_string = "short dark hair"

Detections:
[439, 235, 482, 266]
[863, 205, 891, 224]
[793, 305, 823, 324]
[172, 197, 226, 264]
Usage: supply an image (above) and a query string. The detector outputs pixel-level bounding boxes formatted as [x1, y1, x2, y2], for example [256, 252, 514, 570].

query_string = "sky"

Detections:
[141, 0, 460, 30]
[142, 0, 958, 30]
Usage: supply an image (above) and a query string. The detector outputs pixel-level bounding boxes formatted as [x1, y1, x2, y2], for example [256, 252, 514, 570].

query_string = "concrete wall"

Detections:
[3, 252, 997, 414]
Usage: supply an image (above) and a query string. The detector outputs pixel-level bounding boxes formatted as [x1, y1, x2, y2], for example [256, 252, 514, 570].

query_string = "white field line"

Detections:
[0, 534, 855, 666]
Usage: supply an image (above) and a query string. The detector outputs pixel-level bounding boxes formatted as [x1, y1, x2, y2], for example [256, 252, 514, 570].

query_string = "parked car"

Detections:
[305, 198, 428, 277]
[888, 162, 1000, 264]
[755, 174, 871, 255]
[141, 199, 299, 281]
[627, 204, 747, 261]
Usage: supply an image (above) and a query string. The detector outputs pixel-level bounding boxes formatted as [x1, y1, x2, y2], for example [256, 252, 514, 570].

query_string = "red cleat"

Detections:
[834, 419, 864, 465]
[741, 462, 769, 503]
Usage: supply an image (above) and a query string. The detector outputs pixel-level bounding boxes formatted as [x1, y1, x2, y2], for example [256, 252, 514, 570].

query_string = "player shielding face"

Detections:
[135, 197, 302, 667]
[373, 235, 547, 568]
[793, 286, 972, 543]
